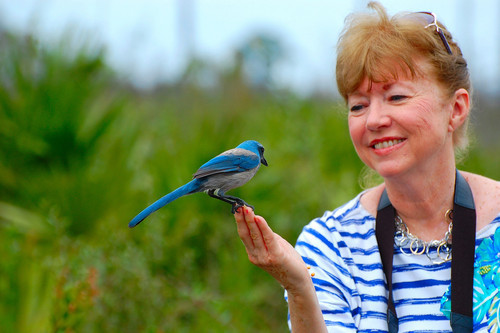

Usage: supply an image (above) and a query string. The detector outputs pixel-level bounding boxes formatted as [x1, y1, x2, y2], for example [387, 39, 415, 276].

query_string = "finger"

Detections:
[242, 207, 268, 252]
[254, 215, 278, 253]
[234, 206, 255, 248]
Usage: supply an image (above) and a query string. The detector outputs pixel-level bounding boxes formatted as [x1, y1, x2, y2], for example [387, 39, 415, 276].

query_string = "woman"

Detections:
[234, 2, 500, 332]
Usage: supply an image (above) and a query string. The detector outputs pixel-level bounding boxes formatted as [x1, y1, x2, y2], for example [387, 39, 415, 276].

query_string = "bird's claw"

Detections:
[231, 203, 242, 214]
[231, 201, 254, 214]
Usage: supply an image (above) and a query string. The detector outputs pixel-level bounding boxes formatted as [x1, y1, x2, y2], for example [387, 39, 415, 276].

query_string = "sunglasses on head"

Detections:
[408, 11, 453, 55]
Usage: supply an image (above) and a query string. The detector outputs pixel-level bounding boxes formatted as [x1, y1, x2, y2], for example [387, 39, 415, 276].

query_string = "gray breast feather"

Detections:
[198, 167, 259, 194]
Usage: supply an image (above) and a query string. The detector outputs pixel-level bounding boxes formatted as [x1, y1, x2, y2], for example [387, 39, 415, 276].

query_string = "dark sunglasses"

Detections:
[409, 11, 453, 55]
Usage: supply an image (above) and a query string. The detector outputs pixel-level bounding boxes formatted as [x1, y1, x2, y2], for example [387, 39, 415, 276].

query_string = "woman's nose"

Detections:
[366, 101, 391, 131]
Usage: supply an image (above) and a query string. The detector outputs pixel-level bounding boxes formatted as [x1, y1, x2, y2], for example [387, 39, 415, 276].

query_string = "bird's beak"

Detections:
[261, 156, 268, 166]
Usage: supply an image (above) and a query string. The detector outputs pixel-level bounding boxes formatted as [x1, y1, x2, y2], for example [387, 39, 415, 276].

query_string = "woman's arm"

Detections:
[234, 207, 327, 332]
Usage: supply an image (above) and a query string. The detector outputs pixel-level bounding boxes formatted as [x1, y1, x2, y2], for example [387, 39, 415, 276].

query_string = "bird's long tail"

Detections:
[129, 179, 202, 228]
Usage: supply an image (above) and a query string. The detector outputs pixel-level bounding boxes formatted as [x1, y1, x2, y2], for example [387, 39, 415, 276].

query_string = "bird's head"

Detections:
[237, 140, 268, 166]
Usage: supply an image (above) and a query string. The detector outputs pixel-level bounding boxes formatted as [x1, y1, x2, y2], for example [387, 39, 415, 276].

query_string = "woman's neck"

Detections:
[384, 164, 456, 242]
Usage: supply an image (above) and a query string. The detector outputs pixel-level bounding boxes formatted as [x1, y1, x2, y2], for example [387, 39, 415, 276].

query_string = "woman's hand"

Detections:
[234, 206, 310, 293]
[234, 206, 328, 332]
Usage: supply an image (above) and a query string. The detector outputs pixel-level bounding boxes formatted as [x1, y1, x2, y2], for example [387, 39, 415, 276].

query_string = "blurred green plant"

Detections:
[0, 26, 498, 333]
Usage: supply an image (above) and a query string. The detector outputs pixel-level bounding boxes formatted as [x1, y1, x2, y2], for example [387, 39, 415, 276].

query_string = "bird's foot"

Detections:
[206, 190, 253, 214]
[231, 200, 253, 214]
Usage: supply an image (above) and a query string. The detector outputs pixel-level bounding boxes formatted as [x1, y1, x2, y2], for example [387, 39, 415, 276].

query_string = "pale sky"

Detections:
[2, 0, 499, 95]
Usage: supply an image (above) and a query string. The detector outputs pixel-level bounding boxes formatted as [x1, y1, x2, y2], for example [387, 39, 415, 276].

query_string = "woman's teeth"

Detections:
[373, 139, 404, 149]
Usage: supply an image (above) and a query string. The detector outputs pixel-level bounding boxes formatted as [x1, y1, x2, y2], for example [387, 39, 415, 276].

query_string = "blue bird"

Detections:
[129, 140, 268, 228]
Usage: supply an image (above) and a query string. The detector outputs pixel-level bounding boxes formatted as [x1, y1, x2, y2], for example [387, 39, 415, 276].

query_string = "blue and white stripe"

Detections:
[287, 192, 500, 332]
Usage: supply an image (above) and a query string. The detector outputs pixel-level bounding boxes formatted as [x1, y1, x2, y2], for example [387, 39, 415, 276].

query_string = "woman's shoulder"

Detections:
[461, 170, 500, 192]
[299, 191, 378, 252]
[358, 183, 385, 218]
[306, 191, 376, 233]
[326, 190, 375, 221]
[460, 171, 500, 229]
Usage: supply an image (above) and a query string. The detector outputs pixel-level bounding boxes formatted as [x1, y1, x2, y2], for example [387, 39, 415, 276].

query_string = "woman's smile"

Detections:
[370, 137, 406, 151]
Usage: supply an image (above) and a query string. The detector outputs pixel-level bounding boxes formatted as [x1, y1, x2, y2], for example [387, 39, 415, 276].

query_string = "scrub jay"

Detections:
[129, 140, 268, 228]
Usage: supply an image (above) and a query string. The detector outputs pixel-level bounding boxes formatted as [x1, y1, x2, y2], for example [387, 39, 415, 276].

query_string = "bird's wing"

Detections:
[193, 149, 259, 179]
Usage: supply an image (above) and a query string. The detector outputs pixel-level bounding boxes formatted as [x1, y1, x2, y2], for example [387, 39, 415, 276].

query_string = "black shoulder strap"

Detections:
[375, 170, 476, 333]
[450, 171, 476, 332]
[375, 190, 398, 331]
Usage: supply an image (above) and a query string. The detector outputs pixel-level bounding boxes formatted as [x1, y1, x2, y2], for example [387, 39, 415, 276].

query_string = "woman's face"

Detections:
[347, 63, 456, 179]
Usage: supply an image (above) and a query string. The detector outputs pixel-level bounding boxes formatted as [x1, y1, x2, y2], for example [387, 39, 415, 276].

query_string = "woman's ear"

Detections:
[448, 88, 470, 133]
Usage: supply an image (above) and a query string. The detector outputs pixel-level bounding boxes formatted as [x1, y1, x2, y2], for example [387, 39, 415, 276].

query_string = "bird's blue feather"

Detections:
[194, 153, 259, 178]
[128, 179, 202, 228]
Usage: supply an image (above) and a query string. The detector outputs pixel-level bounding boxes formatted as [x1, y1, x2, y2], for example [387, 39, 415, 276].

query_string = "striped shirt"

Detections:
[288, 192, 500, 332]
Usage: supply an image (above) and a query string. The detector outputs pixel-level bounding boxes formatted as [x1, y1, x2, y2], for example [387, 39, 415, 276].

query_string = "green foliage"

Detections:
[0, 28, 498, 333]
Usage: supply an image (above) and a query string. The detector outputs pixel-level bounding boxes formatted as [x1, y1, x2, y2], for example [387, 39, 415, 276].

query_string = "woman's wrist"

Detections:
[282, 265, 314, 295]
[287, 274, 327, 333]
[285, 269, 315, 296]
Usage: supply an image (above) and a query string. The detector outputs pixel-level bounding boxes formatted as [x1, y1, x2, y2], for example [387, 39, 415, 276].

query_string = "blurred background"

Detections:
[1, 0, 499, 332]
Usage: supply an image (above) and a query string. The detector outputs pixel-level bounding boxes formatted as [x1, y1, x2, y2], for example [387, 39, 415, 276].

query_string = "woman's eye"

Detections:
[389, 95, 407, 102]
[350, 104, 364, 112]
